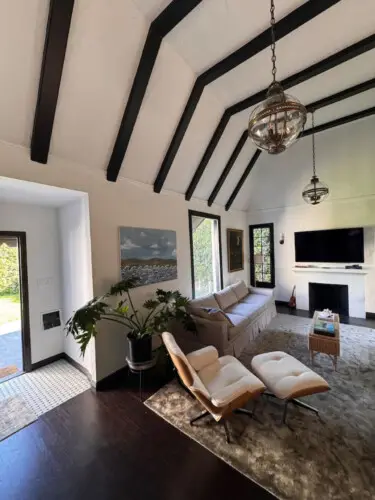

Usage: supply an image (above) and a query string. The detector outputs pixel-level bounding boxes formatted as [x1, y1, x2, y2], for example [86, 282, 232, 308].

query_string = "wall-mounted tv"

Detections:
[294, 228, 364, 263]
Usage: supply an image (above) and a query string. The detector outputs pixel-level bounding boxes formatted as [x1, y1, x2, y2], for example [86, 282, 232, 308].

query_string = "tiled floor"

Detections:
[0, 360, 91, 416]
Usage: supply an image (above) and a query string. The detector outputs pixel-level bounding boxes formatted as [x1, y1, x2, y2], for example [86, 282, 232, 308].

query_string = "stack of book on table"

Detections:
[314, 311, 335, 336]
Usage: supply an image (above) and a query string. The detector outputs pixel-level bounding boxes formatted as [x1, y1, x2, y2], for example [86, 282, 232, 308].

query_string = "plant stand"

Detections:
[126, 354, 158, 402]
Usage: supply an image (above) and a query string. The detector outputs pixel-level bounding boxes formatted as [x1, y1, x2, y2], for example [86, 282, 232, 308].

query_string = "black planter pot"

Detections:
[127, 335, 152, 363]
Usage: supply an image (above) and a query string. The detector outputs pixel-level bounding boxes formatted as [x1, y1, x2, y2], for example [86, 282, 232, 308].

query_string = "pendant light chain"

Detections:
[270, 0, 277, 83]
[312, 111, 316, 178]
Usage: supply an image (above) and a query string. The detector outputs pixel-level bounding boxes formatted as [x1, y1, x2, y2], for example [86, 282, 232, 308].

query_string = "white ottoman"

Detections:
[251, 351, 329, 424]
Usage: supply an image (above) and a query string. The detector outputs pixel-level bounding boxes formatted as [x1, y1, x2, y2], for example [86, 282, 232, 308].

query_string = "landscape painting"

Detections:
[120, 227, 177, 287]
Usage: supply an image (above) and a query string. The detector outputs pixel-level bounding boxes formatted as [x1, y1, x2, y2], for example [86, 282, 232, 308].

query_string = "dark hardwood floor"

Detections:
[0, 368, 275, 500]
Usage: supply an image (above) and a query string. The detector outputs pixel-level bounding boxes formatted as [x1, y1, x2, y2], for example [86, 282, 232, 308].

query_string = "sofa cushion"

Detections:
[187, 294, 219, 312]
[214, 287, 238, 310]
[240, 293, 271, 314]
[230, 281, 249, 301]
[192, 307, 231, 324]
[225, 313, 246, 327]
[225, 302, 256, 317]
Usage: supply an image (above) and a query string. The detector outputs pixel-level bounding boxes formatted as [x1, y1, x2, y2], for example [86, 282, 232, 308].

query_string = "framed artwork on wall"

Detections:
[227, 228, 244, 272]
[119, 227, 177, 287]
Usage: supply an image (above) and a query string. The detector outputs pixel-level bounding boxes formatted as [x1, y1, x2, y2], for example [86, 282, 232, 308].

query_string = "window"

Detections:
[189, 211, 223, 298]
[249, 223, 275, 288]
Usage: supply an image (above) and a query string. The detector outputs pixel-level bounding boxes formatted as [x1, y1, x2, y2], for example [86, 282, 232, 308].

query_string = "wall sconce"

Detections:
[279, 233, 285, 245]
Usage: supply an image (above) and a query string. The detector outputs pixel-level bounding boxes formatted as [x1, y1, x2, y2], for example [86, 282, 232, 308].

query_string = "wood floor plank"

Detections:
[0, 384, 275, 500]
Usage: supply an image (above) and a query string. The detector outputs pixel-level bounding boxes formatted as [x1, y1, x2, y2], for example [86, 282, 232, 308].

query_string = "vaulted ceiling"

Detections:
[3, 0, 375, 211]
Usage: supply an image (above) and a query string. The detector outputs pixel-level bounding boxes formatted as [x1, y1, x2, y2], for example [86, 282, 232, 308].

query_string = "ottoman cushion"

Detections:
[251, 351, 329, 400]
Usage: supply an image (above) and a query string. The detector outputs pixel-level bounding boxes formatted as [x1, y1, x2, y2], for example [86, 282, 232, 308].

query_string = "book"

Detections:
[314, 319, 335, 336]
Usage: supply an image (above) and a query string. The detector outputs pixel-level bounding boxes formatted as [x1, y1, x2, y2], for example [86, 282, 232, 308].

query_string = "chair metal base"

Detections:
[190, 405, 258, 444]
[264, 391, 320, 425]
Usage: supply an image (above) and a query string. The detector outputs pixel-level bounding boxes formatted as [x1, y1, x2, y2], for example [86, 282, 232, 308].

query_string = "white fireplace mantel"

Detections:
[293, 267, 368, 275]
[292, 267, 368, 318]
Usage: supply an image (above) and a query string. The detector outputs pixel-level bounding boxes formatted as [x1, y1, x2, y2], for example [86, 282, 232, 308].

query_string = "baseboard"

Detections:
[32, 352, 93, 386]
[31, 353, 64, 370]
[275, 300, 289, 307]
[366, 312, 375, 319]
[62, 353, 93, 384]
[95, 366, 128, 392]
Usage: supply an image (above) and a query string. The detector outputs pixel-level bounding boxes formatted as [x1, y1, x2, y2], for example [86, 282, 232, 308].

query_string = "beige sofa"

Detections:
[184, 281, 277, 357]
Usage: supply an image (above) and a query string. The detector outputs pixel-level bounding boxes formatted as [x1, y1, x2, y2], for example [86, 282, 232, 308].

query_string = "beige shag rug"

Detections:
[145, 314, 375, 500]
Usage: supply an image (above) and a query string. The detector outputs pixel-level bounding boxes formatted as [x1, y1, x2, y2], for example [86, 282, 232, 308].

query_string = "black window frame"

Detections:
[249, 223, 275, 289]
[188, 210, 223, 298]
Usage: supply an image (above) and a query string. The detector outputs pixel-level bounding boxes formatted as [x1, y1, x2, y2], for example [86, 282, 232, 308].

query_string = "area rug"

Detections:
[0, 395, 37, 441]
[145, 314, 375, 500]
[0, 365, 19, 380]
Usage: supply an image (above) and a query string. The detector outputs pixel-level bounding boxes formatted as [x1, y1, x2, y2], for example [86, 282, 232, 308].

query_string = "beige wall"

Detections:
[0, 140, 249, 381]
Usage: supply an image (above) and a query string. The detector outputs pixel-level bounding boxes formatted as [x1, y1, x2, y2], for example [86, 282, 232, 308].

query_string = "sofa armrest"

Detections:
[186, 346, 218, 371]
[192, 316, 228, 355]
[249, 286, 274, 297]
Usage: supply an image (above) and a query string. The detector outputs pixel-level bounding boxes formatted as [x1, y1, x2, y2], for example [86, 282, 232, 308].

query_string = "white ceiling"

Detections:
[0, 0, 374, 212]
[0, 178, 85, 207]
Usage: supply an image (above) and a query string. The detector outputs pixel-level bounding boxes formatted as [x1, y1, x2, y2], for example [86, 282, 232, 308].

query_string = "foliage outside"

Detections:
[0, 244, 19, 295]
[65, 277, 196, 355]
[193, 218, 214, 297]
[0, 294, 21, 325]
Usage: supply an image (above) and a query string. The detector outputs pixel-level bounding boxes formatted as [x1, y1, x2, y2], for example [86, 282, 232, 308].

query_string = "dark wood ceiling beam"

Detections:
[307, 77, 375, 112]
[225, 105, 375, 211]
[194, 34, 375, 199]
[153, 0, 340, 194]
[225, 150, 262, 211]
[207, 131, 248, 206]
[302, 106, 375, 138]
[106, 0, 202, 182]
[31, 0, 75, 164]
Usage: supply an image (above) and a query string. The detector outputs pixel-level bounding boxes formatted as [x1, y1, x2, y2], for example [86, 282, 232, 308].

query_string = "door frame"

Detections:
[0, 231, 32, 372]
[188, 210, 223, 298]
[249, 223, 275, 288]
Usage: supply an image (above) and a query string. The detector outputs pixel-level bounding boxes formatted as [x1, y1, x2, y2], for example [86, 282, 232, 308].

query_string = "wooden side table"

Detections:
[309, 311, 340, 370]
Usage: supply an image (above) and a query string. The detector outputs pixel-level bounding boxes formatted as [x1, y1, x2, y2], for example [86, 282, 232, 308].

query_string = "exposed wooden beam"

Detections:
[225, 150, 262, 211]
[207, 131, 248, 206]
[302, 106, 375, 138]
[225, 105, 375, 211]
[153, 0, 340, 194]
[106, 0, 202, 182]
[31, 0, 75, 164]
[307, 77, 375, 112]
[194, 33, 375, 199]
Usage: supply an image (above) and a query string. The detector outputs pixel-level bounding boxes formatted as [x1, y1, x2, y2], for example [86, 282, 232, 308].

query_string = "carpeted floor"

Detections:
[145, 314, 375, 500]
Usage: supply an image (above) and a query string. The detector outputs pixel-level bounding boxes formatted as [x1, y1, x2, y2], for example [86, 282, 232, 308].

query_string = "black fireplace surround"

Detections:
[309, 282, 349, 317]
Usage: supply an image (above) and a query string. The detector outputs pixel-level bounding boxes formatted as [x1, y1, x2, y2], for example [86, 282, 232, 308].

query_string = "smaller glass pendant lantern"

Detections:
[302, 112, 329, 205]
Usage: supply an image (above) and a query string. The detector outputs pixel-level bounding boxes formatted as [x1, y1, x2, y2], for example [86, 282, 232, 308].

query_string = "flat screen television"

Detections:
[294, 227, 364, 263]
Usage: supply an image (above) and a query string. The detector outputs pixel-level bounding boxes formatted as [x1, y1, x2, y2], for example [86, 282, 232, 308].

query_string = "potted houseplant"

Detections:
[65, 277, 195, 363]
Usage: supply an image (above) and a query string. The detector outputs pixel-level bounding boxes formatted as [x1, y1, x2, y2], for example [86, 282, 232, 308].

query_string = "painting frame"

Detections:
[119, 226, 177, 287]
[227, 228, 244, 273]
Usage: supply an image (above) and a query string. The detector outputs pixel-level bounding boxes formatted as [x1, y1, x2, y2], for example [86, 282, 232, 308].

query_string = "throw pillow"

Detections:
[231, 281, 249, 301]
[192, 307, 233, 325]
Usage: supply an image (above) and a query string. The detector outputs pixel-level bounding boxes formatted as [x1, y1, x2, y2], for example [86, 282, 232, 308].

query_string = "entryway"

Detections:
[0, 232, 31, 382]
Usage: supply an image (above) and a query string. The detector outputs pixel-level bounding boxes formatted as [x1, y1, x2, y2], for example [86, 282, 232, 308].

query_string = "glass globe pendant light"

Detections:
[248, 0, 307, 154]
[302, 112, 329, 205]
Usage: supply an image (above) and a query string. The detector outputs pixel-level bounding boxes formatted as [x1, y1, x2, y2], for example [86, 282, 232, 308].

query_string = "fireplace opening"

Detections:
[309, 282, 349, 317]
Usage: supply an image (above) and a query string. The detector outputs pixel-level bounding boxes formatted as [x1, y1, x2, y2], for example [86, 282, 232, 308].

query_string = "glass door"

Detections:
[249, 223, 275, 288]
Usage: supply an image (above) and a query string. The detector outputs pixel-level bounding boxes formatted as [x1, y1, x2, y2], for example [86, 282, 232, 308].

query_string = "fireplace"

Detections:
[309, 282, 349, 317]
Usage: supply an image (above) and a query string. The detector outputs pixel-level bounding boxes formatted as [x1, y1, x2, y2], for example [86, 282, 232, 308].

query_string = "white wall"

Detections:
[248, 197, 375, 313]
[0, 202, 63, 363]
[0, 141, 249, 381]
[58, 197, 95, 379]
